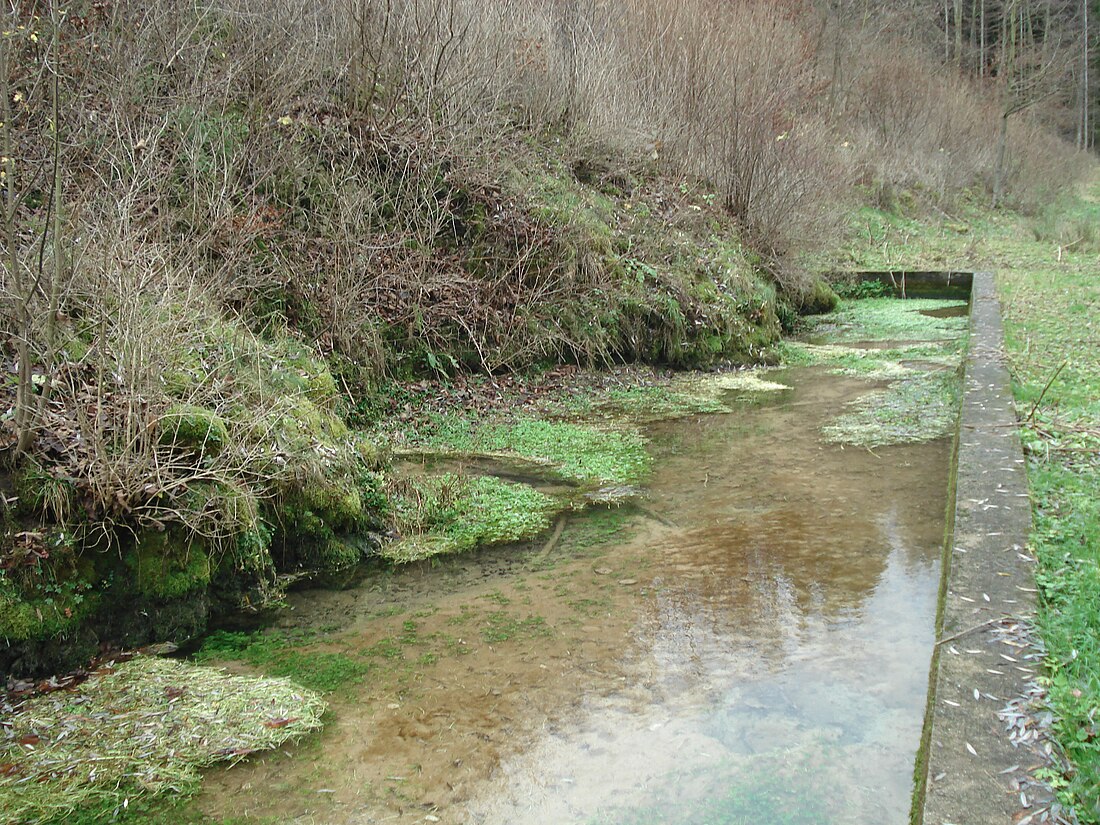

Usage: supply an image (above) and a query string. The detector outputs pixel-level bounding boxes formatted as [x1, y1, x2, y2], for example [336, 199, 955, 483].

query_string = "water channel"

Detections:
[195, 365, 952, 824]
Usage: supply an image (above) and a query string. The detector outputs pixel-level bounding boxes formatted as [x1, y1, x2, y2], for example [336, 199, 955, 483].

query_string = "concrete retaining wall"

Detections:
[915, 271, 1038, 825]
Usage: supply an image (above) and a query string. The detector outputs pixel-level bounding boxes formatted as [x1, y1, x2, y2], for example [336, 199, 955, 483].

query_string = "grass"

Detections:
[194, 630, 368, 692]
[994, 180, 1100, 819]
[384, 474, 555, 563]
[0, 657, 324, 825]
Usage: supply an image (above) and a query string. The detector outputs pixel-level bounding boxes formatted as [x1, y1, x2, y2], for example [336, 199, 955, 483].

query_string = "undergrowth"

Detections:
[996, 186, 1100, 820]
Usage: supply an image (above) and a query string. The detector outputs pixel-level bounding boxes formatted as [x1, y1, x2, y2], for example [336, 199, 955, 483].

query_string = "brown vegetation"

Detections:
[0, 0, 1092, 676]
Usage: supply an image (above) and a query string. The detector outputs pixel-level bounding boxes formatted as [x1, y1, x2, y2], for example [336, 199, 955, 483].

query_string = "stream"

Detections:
[193, 365, 951, 825]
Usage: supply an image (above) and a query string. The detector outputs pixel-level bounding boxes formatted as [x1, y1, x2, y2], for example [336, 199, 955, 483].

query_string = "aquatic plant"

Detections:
[384, 474, 555, 563]
[0, 657, 325, 825]
[804, 297, 968, 342]
[822, 370, 961, 448]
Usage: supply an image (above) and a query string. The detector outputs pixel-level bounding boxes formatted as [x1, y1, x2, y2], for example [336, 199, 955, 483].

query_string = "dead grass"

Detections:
[0, 656, 325, 825]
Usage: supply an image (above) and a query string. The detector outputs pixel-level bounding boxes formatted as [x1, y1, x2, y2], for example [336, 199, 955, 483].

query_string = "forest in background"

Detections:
[0, 0, 1095, 673]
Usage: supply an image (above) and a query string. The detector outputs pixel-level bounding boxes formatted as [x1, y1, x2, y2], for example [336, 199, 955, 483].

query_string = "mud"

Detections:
[192, 367, 952, 825]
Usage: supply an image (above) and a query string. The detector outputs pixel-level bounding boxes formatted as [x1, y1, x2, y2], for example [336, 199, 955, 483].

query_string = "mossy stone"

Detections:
[159, 404, 229, 457]
[128, 528, 212, 599]
[798, 279, 839, 315]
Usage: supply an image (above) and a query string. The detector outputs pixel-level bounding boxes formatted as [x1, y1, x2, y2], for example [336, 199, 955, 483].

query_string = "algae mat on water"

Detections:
[783, 297, 968, 448]
[0, 657, 324, 825]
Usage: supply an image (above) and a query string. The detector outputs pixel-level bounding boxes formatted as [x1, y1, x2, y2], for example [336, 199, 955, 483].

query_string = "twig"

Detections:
[529, 514, 567, 565]
[1026, 360, 1068, 423]
[935, 615, 1015, 646]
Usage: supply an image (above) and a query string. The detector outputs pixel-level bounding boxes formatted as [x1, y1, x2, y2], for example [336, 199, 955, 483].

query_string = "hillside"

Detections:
[0, 0, 1093, 678]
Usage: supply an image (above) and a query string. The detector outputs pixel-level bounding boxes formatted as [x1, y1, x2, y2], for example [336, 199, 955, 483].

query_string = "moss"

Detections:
[0, 576, 98, 642]
[266, 395, 349, 450]
[209, 520, 279, 611]
[186, 481, 261, 536]
[159, 404, 229, 457]
[128, 529, 211, 599]
[267, 339, 341, 406]
[798, 279, 839, 315]
[319, 536, 366, 570]
[274, 465, 385, 573]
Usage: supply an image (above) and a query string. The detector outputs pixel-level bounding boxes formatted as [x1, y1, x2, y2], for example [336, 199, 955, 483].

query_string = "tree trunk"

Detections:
[1079, 0, 1090, 148]
[955, 0, 964, 66]
[993, 111, 1009, 207]
[980, 0, 986, 76]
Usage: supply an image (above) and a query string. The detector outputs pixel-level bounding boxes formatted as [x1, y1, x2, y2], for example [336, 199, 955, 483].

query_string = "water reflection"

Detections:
[468, 372, 948, 824]
[192, 366, 951, 825]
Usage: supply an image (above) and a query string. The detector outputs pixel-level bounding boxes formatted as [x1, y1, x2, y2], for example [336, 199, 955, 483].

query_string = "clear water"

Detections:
[195, 367, 950, 825]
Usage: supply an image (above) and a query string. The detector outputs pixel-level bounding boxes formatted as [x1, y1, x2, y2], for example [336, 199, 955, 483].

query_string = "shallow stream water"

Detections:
[194, 366, 951, 825]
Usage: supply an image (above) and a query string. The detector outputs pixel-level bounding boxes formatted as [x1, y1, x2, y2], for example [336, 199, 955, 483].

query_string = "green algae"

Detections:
[822, 363, 961, 449]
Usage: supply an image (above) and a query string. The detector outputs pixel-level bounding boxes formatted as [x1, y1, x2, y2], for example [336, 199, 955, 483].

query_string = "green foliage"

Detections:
[195, 630, 368, 692]
[1030, 460, 1100, 817]
[159, 405, 230, 457]
[276, 467, 385, 571]
[128, 530, 212, 600]
[832, 279, 893, 299]
[385, 474, 554, 563]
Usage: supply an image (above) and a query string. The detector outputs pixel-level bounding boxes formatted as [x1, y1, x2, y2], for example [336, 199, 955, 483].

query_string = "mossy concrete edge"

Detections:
[917, 271, 1037, 825]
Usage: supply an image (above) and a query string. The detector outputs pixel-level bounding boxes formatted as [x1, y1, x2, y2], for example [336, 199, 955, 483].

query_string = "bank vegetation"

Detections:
[0, 0, 1092, 678]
